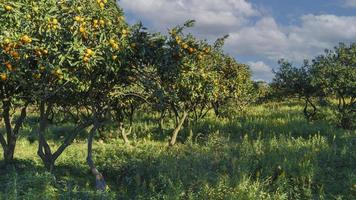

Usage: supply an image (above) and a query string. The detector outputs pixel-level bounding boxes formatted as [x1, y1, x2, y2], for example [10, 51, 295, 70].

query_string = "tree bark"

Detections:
[52, 120, 93, 160]
[171, 103, 180, 127]
[87, 124, 106, 191]
[159, 110, 166, 134]
[119, 122, 131, 144]
[303, 98, 316, 121]
[169, 111, 188, 146]
[37, 101, 54, 171]
[212, 102, 220, 117]
[1, 101, 28, 163]
[36, 102, 92, 172]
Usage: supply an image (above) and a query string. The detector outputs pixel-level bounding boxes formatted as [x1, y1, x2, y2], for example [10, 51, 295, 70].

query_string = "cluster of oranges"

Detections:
[83, 48, 95, 63]
[2, 39, 20, 60]
[74, 15, 85, 23]
[175, 36, 195, 54]
[92, 19, 106, 29]
[199, 47, 210, 60]
[73, 15, 89, 39]
[51, 68, 63, 80]
[34, 48, 48, 57]
[0, 62, 13, 81]
[2, 35, 33, 63]
[96, 0, 107, 10]
[48, 18, 59, 30]
[174, 36, 209, 60]
[20, 35, 32, 44]
[109, 39, 119, 50]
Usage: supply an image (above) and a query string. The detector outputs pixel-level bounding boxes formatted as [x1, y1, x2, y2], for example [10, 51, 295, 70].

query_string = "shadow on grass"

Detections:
[0, 129, 354, 199]
[0, 158, 115, 199]
[94, 133, 355, 199]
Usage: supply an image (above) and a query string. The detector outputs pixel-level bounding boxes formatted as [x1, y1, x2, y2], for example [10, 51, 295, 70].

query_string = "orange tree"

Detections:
[0, 1, 35, 163]
[272, 60, 321, 121]
[206, 37, 253, 117]
[107, 23, 161, 144]
[148, 21, 247, 146]
[0, 0, 131, 178]
[311, 43, 356, 129]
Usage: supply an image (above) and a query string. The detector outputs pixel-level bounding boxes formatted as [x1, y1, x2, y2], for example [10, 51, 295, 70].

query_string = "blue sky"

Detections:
[118, 0, 356, 81]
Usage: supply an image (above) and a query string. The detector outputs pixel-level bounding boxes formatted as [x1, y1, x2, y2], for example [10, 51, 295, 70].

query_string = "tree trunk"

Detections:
[159, 110, 166, 134]
[187, 118, 194, 143]
[3, 139, 16, 162]
[87, 124, 106, 191]
[36, 101, 93, 172]
[171, 103, 180, 127]
[37, 101, 55, 172]
[169, 111, 188, 146]
[1, 100, 28, 163]
[303, 98, 317, 121]
[119, 122, 131, 144]
[212, 102, 220, 117]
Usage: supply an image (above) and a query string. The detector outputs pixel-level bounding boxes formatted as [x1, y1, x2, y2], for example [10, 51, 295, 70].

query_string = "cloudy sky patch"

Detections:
[119, 0, 356, 82]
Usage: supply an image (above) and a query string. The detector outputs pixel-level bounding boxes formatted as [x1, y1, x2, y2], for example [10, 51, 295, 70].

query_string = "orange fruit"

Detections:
[79, 26, 85, 33]
[83, 56, 90, 63]
[21, 35, 32, 44]
[4, 5, 13, 11]
[74, 16, 81, 22]
[86, 49, 94, 56]
[0, 73, 7, 81]
[5, 63, 12, 71]
[99, 2, 105, 9]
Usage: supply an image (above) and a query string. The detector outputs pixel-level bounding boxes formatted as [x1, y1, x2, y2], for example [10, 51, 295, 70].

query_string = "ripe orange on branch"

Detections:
[5, 63, 13, 71]
[0, 73, 7, 81]
[4, 5, 13, 11]
[20, 35, 32, 44]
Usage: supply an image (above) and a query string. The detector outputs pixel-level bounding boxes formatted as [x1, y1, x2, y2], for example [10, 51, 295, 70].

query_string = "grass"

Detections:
[0, 101, 355, 199]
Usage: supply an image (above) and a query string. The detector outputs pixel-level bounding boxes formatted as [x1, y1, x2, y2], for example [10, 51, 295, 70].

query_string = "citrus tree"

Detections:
[148, 21, 247, 146]
[253, 81, 271, 104]
[311, 43, 356, 129]
[209, 46, 253, 117]
[0, 0, 39, 163]
[0, 0, 134, 189]
[108, 23, 167, 143]
[272, 59, 320, 120]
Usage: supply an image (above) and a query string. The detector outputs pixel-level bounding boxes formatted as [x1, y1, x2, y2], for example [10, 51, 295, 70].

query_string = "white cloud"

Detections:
[119, 0, 259, 37]
[118, 0, 356, 81]
[247, 61, 274, 82]
[227, 15, 356, 61]
[226, 17, 288, 60]
[344, 0, 356, 7]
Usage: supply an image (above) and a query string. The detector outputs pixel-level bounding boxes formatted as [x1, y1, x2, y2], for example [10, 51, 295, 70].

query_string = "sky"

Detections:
[117, 0, 356, 82]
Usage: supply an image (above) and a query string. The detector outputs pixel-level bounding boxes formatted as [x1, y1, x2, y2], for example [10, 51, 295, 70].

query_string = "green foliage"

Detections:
[0, 0, 354, 198]
[272, 43, 355, 128]
[0, 102, 355, 199]
[311, 43, 356, 129]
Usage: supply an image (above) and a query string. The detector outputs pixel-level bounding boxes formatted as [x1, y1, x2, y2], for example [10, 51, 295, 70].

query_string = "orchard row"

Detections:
[0, 0, 252, 189]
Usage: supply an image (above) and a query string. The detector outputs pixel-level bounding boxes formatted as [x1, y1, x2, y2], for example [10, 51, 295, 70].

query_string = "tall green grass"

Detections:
[0, 102, 355, 199]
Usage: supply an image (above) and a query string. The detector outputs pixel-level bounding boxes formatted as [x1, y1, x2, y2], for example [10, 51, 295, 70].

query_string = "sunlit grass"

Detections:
[0, 101, 355, 199]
